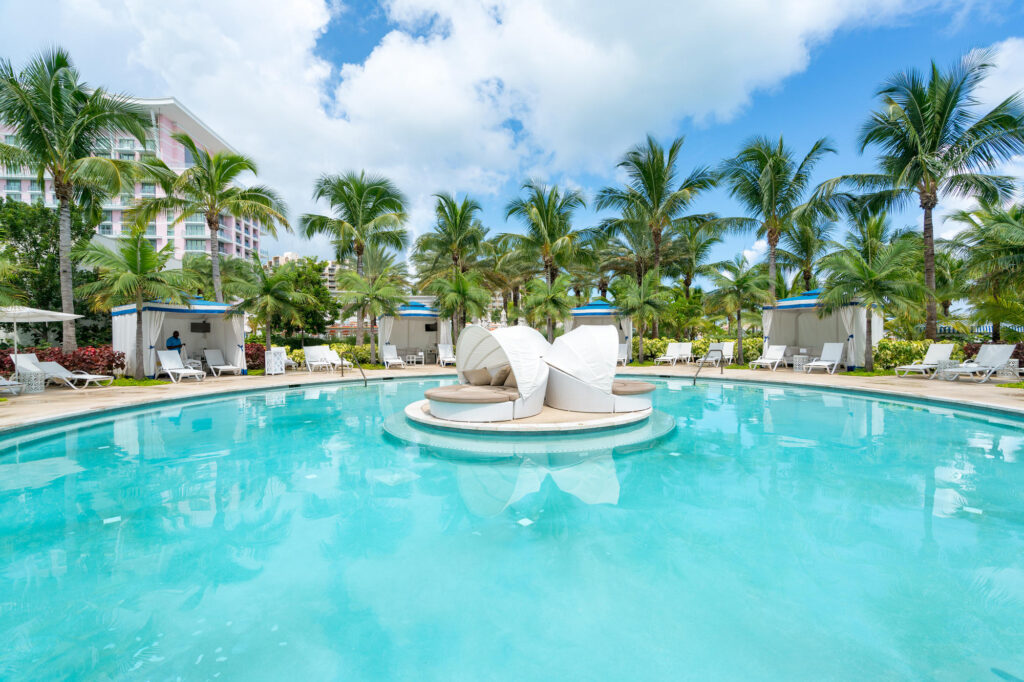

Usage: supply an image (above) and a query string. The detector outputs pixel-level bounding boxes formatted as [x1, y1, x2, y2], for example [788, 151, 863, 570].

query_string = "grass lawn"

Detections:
[997, 381, 1024, 389]
[842, 369, 894, 377]
[112, 377, 170, 387]
[248, 369, 265, 376]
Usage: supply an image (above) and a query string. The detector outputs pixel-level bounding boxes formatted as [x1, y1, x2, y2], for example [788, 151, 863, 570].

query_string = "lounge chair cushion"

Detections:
[611, 379, 656, 395]
[464, 368, 492, 386]
[425, 384, 519, 404]
[490, 365, 511, 386]
[504, 370, 518, 388]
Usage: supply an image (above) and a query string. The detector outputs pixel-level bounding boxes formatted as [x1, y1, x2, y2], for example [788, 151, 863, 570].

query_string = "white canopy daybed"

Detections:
[424, 325, 550, 422]
[762, 289, 883, 370]
[543, 325, 655, 413]
[567, 299, 633, 362]
[112, 298, 246, 377]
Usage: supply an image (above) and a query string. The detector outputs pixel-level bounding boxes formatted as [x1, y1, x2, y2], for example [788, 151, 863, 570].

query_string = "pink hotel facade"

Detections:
[1, 97, 265, 262]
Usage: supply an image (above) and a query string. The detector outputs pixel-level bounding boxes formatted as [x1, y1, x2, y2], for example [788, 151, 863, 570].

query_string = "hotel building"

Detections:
[1, 97, 263, 261]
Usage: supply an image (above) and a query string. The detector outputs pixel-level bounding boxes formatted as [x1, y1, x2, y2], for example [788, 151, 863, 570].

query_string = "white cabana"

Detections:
[456, 325, 551, 403]
[763, 289, 883, 369]
[543, 325, 654, 413]
[569, 299, 633, 361]
[378, 301, 442, 363]
[112, 298, 246, 377]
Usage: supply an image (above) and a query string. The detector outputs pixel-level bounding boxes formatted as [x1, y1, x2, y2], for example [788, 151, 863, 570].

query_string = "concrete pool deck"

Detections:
[1, 362, 1023, 432]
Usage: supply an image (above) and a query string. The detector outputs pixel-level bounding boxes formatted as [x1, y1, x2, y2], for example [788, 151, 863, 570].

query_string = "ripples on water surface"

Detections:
[1, 378, 1022, 680]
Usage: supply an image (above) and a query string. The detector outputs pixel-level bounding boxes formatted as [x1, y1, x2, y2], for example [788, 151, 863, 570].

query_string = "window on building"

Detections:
[4, 179, 19, 191]
[140, 183, 156, 197]
[98, 210, 113, 235]
[118, 152, 135, 161]
[146, 222, 157, 236]
[144, 138, 156, 152]
[5, 192, 23, 202]
[185, 239, 206, 252]
[118, 138, 135, 150]
[184, 146, 195, 167]
[28, 180, 40, 191]
[4, 134, 18, 145]
[29, 192, 43, 204]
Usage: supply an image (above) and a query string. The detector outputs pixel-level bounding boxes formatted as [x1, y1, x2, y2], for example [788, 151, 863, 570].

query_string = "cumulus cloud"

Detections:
[742, 239, 768, 264]
[0, 0, 1011, 257]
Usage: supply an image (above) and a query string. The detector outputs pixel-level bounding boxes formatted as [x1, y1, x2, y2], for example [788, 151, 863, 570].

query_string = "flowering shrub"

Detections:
[244, 343, 266, 370]
[329, 343, 373, 364]
[0, 346, 126, 375]
[288, 348, 305, 367]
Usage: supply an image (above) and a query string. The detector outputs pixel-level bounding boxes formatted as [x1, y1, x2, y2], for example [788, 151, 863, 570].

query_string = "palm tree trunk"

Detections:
[864, 311, 873, 372]
[803, 268, 812, 291]
[683, 276, 692, 299]
[546, 316, 554, 343]
[56, 186, 77, 351]
[265, 321, 272, 352]
[767, 229, 778, 303]
[512, 287, 521, 324]
[205, 214, 224, 302]
[638, 321, 645, 362]
[134, 292, 145, 380]
[355, 250, 365, 344]
[736, 310, 744, 365]
[992, 320, 1001, 344]
[921, 201, 937, 340]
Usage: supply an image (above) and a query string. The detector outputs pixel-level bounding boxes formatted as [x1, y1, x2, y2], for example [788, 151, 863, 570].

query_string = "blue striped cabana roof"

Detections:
[396, 301, 438, 318]
[571, 299, 619, 317]
[111, 297, 234, 317]
[763, 289, 823, 310]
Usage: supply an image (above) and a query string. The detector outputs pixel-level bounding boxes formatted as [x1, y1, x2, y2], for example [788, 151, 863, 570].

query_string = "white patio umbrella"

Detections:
[0, 306, 82, 356]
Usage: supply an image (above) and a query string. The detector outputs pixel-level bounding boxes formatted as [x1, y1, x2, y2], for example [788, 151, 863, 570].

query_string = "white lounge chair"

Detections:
[895, 343, 954, 378]
[655, 342, 693, 366]
[156, 350, 205, 383]
[750, 345, 786, 371]
[382, 344, 406, 369]
[0, 376, 23, 395]
[303, 346, 332, 372]
[204, 349, 242, 377]
[936, 344, 1016, 383]
[699, 342, 732, 367]
[323, 347, 353, 370]
[438, 343, 456, 367]
[13, 353, 114, 389]
[803, 342, 845, 374]
[616, 343, 628, 366]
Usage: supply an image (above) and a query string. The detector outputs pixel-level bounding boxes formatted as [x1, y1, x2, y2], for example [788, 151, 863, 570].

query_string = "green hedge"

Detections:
[632, 336, 765, 362]
[871, 339, 967, 369]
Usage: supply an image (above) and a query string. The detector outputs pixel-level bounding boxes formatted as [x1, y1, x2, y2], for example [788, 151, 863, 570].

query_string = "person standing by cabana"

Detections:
[166, 330, 185, 355]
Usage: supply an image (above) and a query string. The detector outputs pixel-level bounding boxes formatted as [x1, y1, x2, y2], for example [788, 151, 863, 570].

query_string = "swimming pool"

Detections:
[1, 377, 1022, 680]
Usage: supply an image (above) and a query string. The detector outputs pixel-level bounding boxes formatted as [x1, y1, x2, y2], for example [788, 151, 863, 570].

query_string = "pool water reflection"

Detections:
[0, 378, 1022, 680]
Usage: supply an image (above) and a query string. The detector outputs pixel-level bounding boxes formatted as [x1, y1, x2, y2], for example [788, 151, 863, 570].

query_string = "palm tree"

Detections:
[596, 135, 715, 276]
[182, 252, 258, 301]
[427, 270, 490, 341]
[776, 215, 835, 292]
[74, 226, 195, 379]
[300, 171, 407, 343]
[612, 269, 672, 362]
[232, 260, 315, 353]
[718, 135, 836, 304]
[337, 267, 405, 364]
[818, 50, 1024, 339]
[819, 236, 925, 371]
[522, 274, 574, 342]
[0, 257, 26, 305]
[932, 250, 968, 318]
[504, 180, 586, 284]
[131, 132, 289, 304]
[669, 215, 722, 299]
[0, 48, 160, 351]
[414, 193, 486, 276]
[706, 255, 771, 364]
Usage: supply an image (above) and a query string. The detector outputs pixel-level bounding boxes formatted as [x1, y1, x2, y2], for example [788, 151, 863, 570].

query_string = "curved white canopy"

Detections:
[543, 325, 617, 392]
[455, 325, 550, 400]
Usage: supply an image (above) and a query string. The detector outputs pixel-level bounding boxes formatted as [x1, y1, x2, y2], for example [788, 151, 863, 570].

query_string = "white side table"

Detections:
[997, 358, 1020, 379]
[19, 369, 45, 394]
[265, 348, 286, 375]
[931, 358, 958, 380]
[792, 355, 809, 373]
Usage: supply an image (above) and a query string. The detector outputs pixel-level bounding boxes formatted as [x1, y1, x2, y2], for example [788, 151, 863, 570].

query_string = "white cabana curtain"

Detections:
[380, 316, 394, 346]
[564, 317, 574, 332]
[762, 309, 774, 344]
[112, 313, 136, 375]
[440, 319, 453, 346]
[143, 311, 166, 377]
[839, 306, 856, 367]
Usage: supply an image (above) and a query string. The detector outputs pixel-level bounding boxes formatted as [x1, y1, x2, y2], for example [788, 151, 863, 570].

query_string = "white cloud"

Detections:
[0, 0, 1005, 257]
[742, 239, 768, 263]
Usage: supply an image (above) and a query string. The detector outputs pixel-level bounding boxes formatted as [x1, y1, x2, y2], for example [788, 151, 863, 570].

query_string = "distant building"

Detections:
[1, 97, 263, 261]
[266, 251, 302, 268]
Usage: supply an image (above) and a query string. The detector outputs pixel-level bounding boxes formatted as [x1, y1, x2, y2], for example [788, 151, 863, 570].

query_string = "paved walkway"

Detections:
[2, 363, 1022, 432]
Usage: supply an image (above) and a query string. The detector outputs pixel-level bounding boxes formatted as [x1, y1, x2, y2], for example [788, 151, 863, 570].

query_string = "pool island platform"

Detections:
[404, 398, 652, 433]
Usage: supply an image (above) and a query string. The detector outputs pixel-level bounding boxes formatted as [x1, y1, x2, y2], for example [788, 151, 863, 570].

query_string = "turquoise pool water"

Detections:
[1, 377, 1022, 680]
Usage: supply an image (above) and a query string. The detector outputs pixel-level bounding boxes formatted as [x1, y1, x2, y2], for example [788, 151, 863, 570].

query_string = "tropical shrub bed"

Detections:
[961, 342, 1023, 364]
[0, 345, 125, 375]
[632, 337, 765, 363]
[244, 343, 267, 370]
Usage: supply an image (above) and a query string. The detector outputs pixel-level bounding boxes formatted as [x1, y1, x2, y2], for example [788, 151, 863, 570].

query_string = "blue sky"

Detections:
[312, 1, 1024, 274]
[2, 0, 1022, 271]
